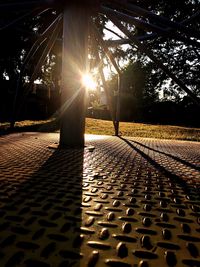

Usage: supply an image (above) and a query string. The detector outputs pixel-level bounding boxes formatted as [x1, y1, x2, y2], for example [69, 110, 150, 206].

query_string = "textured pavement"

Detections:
[0, 133, 199, 267]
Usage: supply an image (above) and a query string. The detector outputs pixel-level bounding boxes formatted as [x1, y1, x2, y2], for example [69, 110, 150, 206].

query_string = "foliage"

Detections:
[0, 1, 199, 124]
[0, 7, 61, 122]
[107, 60, 159, 120]
[129, 0, 200, 100]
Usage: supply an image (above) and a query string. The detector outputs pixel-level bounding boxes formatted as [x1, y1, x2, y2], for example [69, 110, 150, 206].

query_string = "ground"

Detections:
[0, 132, 199, 267]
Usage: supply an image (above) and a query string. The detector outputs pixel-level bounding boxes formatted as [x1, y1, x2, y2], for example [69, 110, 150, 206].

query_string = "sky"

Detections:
[102, 21, 129, 79]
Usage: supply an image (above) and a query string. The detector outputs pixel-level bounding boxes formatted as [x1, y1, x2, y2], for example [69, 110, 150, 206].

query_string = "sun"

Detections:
[82, 74, 97, 90]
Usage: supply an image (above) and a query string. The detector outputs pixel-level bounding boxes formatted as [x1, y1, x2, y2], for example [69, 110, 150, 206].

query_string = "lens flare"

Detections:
[82, 74, 97, 90]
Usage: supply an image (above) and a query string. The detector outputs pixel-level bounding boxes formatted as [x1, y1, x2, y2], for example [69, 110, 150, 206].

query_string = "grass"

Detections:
[0, 118, 199, 141]
[86, 118, 200, 141]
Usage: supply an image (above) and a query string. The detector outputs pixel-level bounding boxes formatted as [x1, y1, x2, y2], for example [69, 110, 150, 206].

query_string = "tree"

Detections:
[126, 0, 200, 101]
[0, 7, 61, 121]
[0, 0, 199, 126]
[107, 60, 158, 121]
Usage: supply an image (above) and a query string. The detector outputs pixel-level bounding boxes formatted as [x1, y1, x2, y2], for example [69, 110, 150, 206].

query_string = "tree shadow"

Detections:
[128, 139, 200, 171]
[0, 147, 84, 267]
[119, 136, 199, 195]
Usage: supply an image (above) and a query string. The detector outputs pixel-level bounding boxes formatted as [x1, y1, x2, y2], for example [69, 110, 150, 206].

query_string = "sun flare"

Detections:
[82, 74, 97, 90]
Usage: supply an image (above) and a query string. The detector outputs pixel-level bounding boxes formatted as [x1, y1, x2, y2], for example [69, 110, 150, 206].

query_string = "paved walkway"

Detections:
[0, 133, 199, 267]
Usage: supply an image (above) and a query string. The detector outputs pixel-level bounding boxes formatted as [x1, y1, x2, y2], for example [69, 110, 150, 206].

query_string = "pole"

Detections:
[11, 16, 62, 128]
[95, 48, 116, 133]
[93, 26, 122, 135]
[105, 0, 200, 39]
[102, 7, 200, 48]
[59, 2, 90, 147]
[115, 73, 121, 136]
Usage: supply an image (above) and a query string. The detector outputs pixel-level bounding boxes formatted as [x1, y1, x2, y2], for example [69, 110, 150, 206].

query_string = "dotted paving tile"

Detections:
[0, 133, 199, 267]
[127, 137, 200, 185]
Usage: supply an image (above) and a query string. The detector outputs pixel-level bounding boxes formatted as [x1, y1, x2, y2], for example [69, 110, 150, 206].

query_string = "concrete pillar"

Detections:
[59, 2, 90, 147]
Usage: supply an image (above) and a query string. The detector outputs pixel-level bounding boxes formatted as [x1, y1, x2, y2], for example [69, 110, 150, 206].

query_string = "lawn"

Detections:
[0, 118, 199, 141]
[86, 118, 200, 141]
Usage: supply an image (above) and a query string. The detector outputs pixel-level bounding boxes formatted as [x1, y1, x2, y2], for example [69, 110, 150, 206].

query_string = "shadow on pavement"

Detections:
[128, 139, 200, 171]
[119, 136, 199, 195]
[0, 147, 84, 267]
